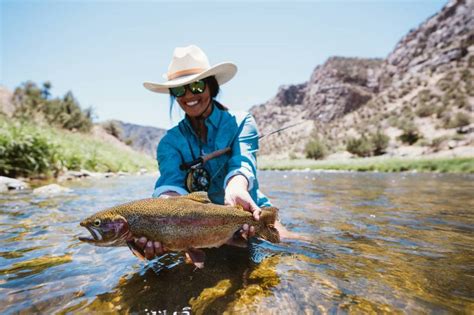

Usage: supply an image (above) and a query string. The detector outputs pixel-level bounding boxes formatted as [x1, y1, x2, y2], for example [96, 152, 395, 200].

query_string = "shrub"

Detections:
[371, 131, 390, 156]
[430, 136, 449, 152]
[398, 123, 421, 145]
[346, 131, 390, 157]
[346, 137, 373, 157]
[305, 139, 327, 160]
[417, 89, 432, 103]
[102, 121, 123, 139]
[445, 112, 471, 129]
[0, 125, 61, 177]
[416, 104, 435, 117]
[435, 105, 446, 118]
[288, 152, 298, 160]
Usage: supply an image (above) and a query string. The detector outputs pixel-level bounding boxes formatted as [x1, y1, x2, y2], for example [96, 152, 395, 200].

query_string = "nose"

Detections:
[182, 87, 194, 98]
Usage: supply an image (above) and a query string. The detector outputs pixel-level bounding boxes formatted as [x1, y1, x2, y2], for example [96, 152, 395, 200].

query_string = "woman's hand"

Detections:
[134, 237, 165, 260]
[225, 174, 260, 240]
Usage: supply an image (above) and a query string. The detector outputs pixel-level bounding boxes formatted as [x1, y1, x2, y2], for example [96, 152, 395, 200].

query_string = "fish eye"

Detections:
[93, 219, 101, 227]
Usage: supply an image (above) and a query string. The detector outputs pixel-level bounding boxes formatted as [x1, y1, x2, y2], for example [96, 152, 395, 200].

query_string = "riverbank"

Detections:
[258, 155, 474, 173]
[0, 117, 156, 179]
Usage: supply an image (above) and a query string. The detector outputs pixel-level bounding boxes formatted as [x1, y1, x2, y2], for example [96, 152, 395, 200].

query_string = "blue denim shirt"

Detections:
[152, 103, 271, 207]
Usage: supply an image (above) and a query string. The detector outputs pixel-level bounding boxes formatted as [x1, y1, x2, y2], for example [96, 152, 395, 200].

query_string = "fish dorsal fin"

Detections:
[182, 191, 212, 203]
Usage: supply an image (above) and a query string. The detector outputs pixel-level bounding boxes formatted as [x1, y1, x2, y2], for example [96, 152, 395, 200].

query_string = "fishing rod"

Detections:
[180, 121, 306, 171]
[180, 120, 307, 192]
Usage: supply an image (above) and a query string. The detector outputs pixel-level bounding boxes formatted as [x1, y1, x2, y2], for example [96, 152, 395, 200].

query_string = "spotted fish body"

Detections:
[79, 192, 279, 267]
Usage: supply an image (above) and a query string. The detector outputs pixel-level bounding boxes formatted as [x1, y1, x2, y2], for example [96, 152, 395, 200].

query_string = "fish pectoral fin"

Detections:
[185, 248, 206, 269]
[126, 240, 146, 261]
[182, 192, 212, 204]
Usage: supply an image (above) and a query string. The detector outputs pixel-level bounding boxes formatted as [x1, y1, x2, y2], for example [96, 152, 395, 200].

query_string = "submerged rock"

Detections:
[33, 184, 73, 195]
[0, 176, 29, 192]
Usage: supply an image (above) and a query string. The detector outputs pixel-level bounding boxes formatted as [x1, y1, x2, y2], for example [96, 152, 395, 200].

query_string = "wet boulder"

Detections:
[33, 184, 73, 195]
[0, 176, 29, 192]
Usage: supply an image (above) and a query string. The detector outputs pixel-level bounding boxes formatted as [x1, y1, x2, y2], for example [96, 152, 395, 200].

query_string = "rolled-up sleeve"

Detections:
[223, 113, 259, 191]
[152, 136, 188, 197]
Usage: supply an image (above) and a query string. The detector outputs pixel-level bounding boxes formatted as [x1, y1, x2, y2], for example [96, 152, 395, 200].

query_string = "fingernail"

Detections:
[146, 241, 152, 247]
[139, 237, 147, 243]
[243, 224, 249, 231]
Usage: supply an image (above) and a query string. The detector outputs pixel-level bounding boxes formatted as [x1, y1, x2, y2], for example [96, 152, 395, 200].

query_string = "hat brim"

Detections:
[143, 62, 237, 94]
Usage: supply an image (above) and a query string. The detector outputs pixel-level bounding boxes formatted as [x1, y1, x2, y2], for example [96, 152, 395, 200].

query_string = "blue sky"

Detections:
[2, 0, 446, 129]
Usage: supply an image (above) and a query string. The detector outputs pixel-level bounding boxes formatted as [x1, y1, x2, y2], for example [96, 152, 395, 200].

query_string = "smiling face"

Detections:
[176, 82, 212, 119]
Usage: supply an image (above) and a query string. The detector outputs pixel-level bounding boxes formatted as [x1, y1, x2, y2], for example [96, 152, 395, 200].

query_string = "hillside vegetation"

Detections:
[0, 82, 156, 178]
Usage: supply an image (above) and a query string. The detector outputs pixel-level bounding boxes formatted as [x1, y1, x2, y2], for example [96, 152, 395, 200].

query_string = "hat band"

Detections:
[167, 68, 207, 80]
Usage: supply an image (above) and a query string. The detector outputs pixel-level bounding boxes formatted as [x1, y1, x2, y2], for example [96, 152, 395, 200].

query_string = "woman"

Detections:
[137, 45, 287, 260]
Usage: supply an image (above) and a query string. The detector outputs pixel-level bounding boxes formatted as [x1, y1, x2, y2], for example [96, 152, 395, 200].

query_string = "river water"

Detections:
[0, 171, 473, 314]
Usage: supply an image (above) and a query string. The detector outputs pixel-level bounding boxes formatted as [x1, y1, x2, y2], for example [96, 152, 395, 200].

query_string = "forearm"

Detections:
[226, 174, 249, 192]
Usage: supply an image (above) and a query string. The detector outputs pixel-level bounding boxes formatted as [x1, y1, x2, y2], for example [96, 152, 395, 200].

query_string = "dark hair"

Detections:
[203, 76, 220, 98]
[169, 75, 227, 118]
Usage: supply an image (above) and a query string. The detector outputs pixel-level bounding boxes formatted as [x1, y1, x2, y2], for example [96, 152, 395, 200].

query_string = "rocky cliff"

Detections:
[251, 0, 473, 158]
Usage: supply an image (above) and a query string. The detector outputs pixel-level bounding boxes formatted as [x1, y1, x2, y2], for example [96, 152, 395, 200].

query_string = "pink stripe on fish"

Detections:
[152, 217, 229, 226]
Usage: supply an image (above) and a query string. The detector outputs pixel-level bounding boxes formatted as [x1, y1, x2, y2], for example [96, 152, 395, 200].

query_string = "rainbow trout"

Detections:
[79, 192, 280, 268]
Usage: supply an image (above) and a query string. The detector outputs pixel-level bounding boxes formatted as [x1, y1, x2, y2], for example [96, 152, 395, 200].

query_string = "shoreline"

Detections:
[258, 156, 474, 173]
[1, 169, 159, 193]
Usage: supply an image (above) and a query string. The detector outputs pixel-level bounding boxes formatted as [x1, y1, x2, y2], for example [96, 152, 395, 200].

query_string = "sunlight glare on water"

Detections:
[0, 172, 473, 314]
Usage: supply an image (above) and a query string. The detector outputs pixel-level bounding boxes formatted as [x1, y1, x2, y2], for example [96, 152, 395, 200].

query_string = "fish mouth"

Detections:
[79, 225, 103, 243]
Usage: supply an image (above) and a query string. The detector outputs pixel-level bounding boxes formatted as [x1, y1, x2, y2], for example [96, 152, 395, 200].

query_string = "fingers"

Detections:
[241, 224, 249, 240]
[144, 241, 155, 260]
[154, 241, 164, 255]
[249, 225, 256, 238]
[249, 201, 261, 221]
[134, 237, 164, 260]
[239, 224, 256, 241]
[136, 237, 147, 249]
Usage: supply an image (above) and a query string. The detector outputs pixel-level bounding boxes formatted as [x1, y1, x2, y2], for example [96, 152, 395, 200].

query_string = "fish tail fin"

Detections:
[258, 207, 280, 243]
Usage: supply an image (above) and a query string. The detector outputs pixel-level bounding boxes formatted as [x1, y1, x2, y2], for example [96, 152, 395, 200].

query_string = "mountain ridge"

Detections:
[251, 0, 473, 158]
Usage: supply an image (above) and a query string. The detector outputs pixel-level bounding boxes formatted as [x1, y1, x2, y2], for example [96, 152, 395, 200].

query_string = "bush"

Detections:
[430, 136, 449, 152]
[445, 112, 471, 129]
[398, 123, 421, 145]
[102, 121, 123, 139]
[305, 139, 327, 160]
[346, 131, 390, 157]
[417, 89, 432, 103]
[416, 104, 435, 117]
[371, 131, 390, 156]
[346, 137, 373, 157]
[0, 125, 61, 177]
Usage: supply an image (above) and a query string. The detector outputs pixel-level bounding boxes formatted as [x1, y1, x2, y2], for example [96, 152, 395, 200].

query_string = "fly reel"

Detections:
[185, 166, 210, 192]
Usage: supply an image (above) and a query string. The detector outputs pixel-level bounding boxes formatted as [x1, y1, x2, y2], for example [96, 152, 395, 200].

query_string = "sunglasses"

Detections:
[169, 80, 206, 97]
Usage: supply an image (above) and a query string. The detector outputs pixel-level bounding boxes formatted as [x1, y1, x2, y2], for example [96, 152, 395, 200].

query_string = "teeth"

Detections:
[89, 227, 102, 241]
[186, 100, 199, 106]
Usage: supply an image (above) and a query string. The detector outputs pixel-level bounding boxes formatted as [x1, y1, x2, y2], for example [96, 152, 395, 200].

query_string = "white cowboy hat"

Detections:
[143, 45, 237, 94]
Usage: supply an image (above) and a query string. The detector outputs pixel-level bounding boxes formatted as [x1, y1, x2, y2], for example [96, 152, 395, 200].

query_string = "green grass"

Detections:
[258, 156, 474, 173]
[0, 117, 156, 178]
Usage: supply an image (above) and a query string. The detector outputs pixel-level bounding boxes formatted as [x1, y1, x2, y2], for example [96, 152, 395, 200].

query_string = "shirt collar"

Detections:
[183, 101, 222, 130]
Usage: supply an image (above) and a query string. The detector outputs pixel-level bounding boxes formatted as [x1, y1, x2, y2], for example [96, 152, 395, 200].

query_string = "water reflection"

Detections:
[0, 173, 473, 313]
[74, 246, 280, 314]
